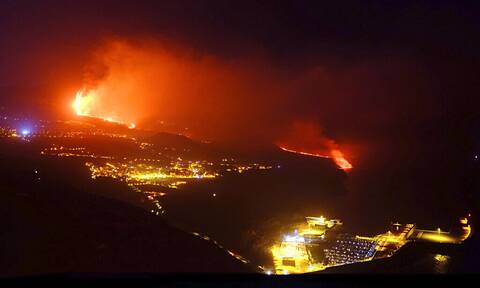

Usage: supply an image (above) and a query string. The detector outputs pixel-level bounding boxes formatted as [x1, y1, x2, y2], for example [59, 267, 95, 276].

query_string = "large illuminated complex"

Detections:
[0, 119, 473, 274]
[270, 215, 472, 274]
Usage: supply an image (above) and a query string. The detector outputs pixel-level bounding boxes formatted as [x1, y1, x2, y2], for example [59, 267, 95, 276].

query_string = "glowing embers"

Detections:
[73, 89, 136, 129]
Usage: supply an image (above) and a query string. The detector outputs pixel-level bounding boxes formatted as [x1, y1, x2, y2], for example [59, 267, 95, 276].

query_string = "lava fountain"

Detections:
[72, 89, 135, 129]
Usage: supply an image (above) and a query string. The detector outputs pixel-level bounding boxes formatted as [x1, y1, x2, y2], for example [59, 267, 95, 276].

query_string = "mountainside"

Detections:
[0, 139, 254, 276]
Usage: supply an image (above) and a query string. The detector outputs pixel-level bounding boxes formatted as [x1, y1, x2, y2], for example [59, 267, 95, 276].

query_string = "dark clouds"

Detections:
[2, 1, 479, 66]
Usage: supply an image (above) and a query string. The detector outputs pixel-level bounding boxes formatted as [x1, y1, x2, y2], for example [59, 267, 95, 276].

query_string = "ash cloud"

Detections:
[77, 37, 424, 155]
[276, 120, 336, 156]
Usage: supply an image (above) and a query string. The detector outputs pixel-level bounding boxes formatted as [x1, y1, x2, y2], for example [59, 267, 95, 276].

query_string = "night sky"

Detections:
[1, 0, 479, 168]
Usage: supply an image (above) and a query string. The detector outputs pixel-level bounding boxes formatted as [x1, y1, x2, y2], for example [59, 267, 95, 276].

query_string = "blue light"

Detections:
[21, 129, 30, 136]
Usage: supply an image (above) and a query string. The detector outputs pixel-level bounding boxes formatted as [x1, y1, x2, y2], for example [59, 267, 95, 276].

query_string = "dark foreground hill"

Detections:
[0, 139, 253, 276]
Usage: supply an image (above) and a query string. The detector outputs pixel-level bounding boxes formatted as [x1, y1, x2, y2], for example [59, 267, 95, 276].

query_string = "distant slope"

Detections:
[145, 131, 341, 166]
[147, 132, 206, 151]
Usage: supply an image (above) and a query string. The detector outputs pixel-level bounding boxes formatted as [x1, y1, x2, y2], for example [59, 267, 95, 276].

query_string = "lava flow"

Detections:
[278, 146, 330, 158]
[278, 145, 353, 170]
[329, 149, 353, 170]
[72, 89, 136, 129]
[277, 121, 353, 170]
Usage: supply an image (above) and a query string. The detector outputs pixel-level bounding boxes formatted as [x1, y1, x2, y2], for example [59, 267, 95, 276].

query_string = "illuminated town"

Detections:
[0, 116, 275, 216]
[86, 160, 218, 187]
[0, 116, 475, 275]
[39, 141, 275, 189]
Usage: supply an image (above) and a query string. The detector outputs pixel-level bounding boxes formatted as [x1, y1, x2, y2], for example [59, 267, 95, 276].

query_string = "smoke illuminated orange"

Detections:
[72, 89, 135, 129]
[277, 121, 353, 170]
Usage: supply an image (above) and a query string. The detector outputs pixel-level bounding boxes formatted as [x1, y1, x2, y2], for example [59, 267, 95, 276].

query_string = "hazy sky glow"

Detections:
[1, 0, 478, 165]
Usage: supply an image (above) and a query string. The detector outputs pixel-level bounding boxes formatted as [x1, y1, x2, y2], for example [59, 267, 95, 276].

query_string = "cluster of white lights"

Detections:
[283, 235, 305, 243]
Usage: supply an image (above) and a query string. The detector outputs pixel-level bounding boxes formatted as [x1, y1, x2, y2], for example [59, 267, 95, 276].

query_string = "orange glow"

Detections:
[73, 89, 95, 116]
[330, 149, 353, 170]
[277, 120, 353, 170]
[279, 145, 353, 170]
[72, 89, 136, 129]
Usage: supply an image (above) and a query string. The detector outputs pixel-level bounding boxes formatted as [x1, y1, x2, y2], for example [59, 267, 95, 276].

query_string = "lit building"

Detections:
[271, 216, 341, 274]
[271, 234, 314, 274]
